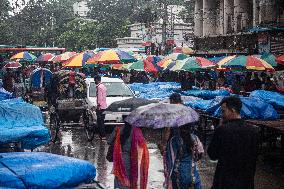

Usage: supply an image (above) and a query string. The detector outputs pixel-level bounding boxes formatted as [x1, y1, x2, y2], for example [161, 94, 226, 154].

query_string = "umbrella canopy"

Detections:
[4, 61, 22, 69]
[173, 47, 195, 55]
[125, 103, 199, 129]
[87, 49, 136, 64]
[35, 53, 55, 63]
[63, 52, 93, 67]
[276, 54, 284, 65]
[10, 51, 37, 61]
[221, 55, 274, 71]
[260, 53, 277, 67]
[165, 53, 188, 61]
[170, 57, 215, 71]
[51, 52, 77, 63]
[105, 98, 158, 114]
[128, 60, 144, 71]
[157, 58, 176, 68]
[112, 63, 132, 70]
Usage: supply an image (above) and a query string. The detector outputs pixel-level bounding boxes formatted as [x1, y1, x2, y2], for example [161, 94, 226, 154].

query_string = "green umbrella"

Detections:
[128, 60, 144, 71]
[261, 53, 277, 67]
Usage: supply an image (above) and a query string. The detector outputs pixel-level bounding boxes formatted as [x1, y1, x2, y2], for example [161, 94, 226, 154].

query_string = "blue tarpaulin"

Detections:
[185, 96, 279, 120]
[250, 90, 284, 109]
[0, 98, 50, 149]
[0, 152, 96, 188]
[0, 87, 13, 101]
[181, 89, 230, 99]
[129, 82, 180, 100]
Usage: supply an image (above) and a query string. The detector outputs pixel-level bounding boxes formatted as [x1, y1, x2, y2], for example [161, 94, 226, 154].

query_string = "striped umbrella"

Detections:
[87, 49, 136, 64]
[63, 52, 93, 67]
[173, 47, 195, 55]
[4, 61, 22, 69]
[260, 53, 277, 67]
[170, 57, 215, 71]
[166, 53, 188, 60]
[128, 60, 144, 71]
[51, 52, 77, 63]
[10, 51, 37, 61]
[221, 55, 274, 71]
[35, 53, 55, 63]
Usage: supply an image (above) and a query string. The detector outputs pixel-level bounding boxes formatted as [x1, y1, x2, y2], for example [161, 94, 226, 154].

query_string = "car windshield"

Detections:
[89, 82, 133, 97]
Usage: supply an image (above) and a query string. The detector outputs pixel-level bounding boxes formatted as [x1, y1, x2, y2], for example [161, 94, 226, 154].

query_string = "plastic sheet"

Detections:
[0, 152, 96, 188]
[181, 89, 230, 99]
[0, 98, 50, 149]
[185, 96, 279, 120]
[0, 87, 13, 101]
[129, 82, 180, 100]
[250, 90, 284, 109]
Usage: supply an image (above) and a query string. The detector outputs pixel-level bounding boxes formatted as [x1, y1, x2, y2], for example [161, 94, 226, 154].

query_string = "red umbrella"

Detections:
[276, 54, 284, 65]
[4, 62, 22, 69]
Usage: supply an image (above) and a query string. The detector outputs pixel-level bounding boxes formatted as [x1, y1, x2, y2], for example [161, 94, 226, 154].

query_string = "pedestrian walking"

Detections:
[94, 75, 107, 140]
[208, 96, 259, 189]
[107, 123, 149, 189]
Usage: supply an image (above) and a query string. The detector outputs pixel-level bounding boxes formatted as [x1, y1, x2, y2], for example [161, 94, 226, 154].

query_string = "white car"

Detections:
[85, 77, 135, 126]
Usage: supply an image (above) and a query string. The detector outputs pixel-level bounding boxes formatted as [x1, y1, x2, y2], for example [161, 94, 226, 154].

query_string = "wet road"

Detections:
[36, 127, 284, 189]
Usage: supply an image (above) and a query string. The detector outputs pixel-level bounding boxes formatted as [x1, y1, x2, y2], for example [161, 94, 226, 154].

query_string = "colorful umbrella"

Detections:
[221, 55, 274, 71]
[128, 60, 144, 71]
[165, 53, 188, 61]
[10, 51, 37, 61]
[87, 49, 137, 64]
[35, 53, 55, 63]
[4, 61, 22, 69]
[112, 63, 132, 70]
[173, 47, 195, 55]
[125, 103, 199, 129]
[63, 52, 93, 67]
[170, 57, 215, 71]
[260, 53, 277, 67]
[51, 52, 77, 63]
[276, 54, 284, 65]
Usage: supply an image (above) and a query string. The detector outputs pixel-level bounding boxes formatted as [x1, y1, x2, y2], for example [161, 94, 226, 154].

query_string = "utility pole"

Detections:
[161, 0, 168, 55]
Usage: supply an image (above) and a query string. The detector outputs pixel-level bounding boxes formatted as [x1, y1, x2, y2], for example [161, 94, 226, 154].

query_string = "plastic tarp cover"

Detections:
[129, 82, 180, 100]
[0, 87, 13, 101]
[0, 98, 50, 149]
[185, 96, 279, 120]
[250, 90, 284, 109]
[181, 89, 230, 99]
[0, 152, 96, 189]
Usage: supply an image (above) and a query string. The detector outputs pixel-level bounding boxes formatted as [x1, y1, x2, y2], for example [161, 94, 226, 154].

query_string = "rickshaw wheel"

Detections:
[49, 112, 60, 143]
[83, 110, 95, 141]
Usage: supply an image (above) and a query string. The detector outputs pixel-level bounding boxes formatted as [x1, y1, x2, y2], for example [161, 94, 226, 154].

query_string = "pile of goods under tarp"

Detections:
[0, 87, 13, 101]
[129, 82, 284, 120]
[0, 152, 96, 188]
[0, 98, 50, 149]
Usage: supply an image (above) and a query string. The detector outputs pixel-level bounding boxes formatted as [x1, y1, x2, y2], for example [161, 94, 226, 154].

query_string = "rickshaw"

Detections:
[48, 70, 92, 142]
[29, 68, 52, 111]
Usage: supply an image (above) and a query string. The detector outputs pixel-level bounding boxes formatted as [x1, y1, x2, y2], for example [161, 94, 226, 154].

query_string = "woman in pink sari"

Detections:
[107, 123, 149, 189]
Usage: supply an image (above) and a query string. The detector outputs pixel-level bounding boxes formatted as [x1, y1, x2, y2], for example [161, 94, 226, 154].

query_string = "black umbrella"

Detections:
[105, 98, 158, 114]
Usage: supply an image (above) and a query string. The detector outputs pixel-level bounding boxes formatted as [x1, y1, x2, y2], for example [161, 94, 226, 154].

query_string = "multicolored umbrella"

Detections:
[112, 63, 132, 70]
[63, 52, 93, 67]
[125, 103, 199, 129]
[128, 59, 160, 73]
[221, 55, 274, 71]
[170, 57, 215, 71]
[10, 51, 37, 61]
[35, 53, 55, 63]
[165, 53, 188, 61]
[4, 61, 22, 69]
[128, 60, 144, 71]
[51, 52, 77, 63]
[87, 49, 137, 64]
[276, 54, 284, 65]
[173, 47, 195, 55]
[260, 53, 277, 67]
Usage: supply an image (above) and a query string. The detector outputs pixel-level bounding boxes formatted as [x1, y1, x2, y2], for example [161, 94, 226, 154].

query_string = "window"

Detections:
[89, 82, 133, 97]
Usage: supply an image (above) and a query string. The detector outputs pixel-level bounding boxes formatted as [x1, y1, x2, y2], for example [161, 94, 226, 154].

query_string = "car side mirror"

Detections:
[134, 91, 140, 97]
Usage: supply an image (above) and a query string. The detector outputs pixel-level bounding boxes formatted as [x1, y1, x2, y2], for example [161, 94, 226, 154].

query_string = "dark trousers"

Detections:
[96, 109, 106, 138]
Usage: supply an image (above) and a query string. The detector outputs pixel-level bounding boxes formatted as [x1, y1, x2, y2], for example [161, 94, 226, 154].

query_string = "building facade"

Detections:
[190, 0, 284, 54]
[117, 5, 194, 49]
[73, 1, 89, 17]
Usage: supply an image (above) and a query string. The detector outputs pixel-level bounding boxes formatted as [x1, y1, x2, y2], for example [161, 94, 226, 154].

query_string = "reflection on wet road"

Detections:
[37, 128, 164, 188]
[36, 127, 284, 189]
